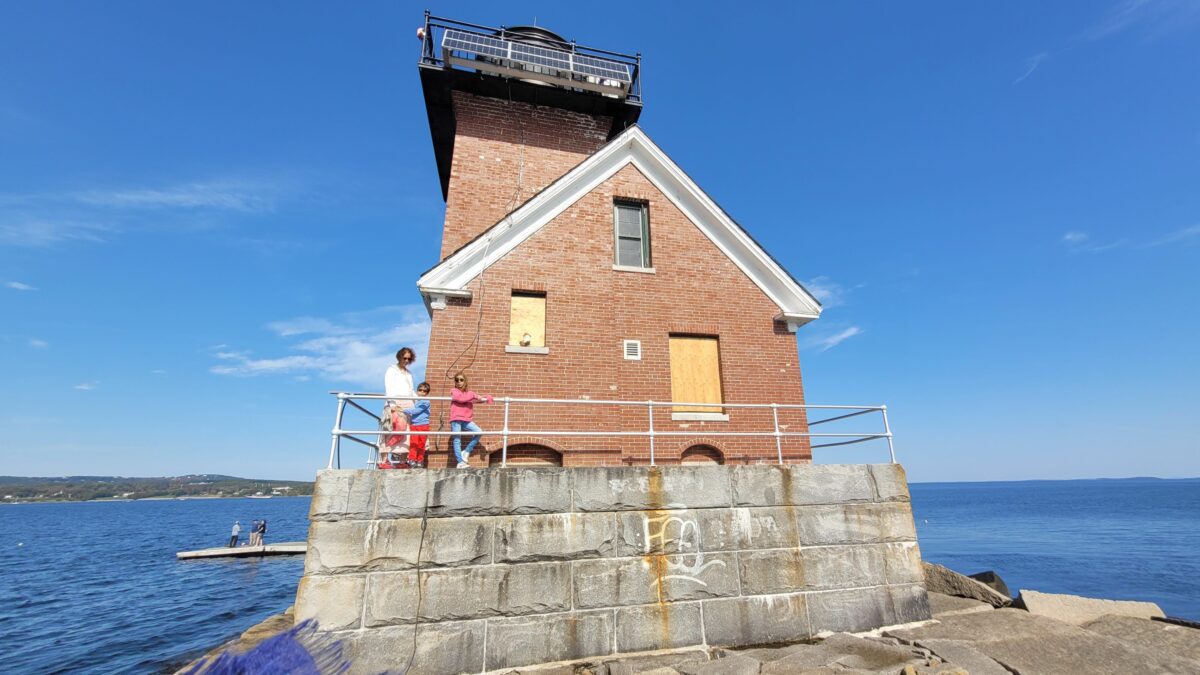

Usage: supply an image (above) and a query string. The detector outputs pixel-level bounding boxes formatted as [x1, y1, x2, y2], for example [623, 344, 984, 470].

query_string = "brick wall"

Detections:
[424, 93, 811, 468]
[440, 91, 613, 259]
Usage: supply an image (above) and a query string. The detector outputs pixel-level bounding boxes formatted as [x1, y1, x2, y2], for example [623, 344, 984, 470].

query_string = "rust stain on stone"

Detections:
[644, 467, 671, 645]
[779, 465, 793, 507]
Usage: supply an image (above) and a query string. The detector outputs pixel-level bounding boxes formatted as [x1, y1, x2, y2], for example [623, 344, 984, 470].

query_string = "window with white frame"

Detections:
[614, 200, 651, 268]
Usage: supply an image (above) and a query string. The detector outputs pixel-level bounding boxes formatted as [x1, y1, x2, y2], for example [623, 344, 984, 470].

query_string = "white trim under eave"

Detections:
[420, 286, 472, 312]
[777, 312, 820, 333]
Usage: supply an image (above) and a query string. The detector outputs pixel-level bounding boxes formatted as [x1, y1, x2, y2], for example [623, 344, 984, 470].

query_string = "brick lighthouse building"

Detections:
[414, 17, 823, 468]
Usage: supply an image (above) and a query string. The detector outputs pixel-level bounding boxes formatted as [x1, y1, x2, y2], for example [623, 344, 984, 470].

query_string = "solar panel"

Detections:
[573, 54, 632, 83]
[441, 28, 632, 91]
[510, 42, 572, 71]
[443, 30, 509, 59]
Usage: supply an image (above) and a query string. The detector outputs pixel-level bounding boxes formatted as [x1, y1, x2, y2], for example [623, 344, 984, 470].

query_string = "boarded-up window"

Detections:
[509, 292, 546, 347]
[614, 200, 650, 268]
[669, 336, 723, 413]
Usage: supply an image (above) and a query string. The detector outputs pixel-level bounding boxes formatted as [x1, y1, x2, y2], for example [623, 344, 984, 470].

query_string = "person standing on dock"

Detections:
[228, 520, 241, 548]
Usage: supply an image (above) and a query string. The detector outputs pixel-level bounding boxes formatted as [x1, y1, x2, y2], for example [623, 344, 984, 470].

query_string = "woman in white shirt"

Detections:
[385, 347, 417, 408]
[380, 347, 416, 467]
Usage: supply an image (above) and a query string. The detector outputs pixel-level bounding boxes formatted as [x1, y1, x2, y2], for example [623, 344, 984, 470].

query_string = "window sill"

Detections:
[671, 412, 729, 422]
[505, 345, 549, 355]
[612, 264, 656, 274]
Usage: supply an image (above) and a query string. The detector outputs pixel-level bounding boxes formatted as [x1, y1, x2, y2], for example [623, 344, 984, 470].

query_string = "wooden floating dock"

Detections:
[176, 542, 306, 560]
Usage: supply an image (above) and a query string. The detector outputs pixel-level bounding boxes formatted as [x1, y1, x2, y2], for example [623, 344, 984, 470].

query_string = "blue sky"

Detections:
[2, 1, 1198, 482]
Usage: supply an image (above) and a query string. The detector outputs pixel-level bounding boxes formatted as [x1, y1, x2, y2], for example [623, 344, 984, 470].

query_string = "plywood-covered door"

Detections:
[669, 336, 723, 413]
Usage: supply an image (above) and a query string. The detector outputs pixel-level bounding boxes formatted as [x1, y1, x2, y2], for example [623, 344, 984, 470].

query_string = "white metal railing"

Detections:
[326, 392, 895, 469]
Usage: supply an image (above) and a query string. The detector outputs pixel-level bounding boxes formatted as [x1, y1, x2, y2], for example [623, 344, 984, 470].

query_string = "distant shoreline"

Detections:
[0, 495, 312, 505]
[0, 474, 313, 504]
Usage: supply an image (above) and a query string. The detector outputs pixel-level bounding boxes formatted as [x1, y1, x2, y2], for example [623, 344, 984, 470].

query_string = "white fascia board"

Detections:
[416, 127, 822, 319]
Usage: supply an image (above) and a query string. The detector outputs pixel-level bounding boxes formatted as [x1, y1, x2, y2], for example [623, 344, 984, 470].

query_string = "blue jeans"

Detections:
[451, 421, 482, 463]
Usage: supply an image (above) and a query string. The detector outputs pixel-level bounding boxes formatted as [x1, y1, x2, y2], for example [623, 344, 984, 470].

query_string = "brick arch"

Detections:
[676, 440, 726, 465]
[489, 439, 564, 467]
[502, 436, 569, 454]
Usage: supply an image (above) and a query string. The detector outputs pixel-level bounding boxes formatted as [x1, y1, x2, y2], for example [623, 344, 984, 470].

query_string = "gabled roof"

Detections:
[417, 125, 822, 328]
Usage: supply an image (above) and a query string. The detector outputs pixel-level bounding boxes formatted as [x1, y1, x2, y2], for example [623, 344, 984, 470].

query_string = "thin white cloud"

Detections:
[0, 179, 285, 213]
[1144, 223, 1200, 247]
[0, 220, 113, 247]
[211, 305, 431, 388]
[1079, 0, 1200, 43]
[1064, 224, 1199, 253]
[800, 326, 863, 353]
[1016, 0, 1200, 84]
[73, 381, 98, 391]
[0, 177, 296, 248]
[1085, 0, 1156, 41]
[151, 369, 167, 375]
[802, 276, 859, 309]
[74, 181, 277, 212]
[266, 316, 356, 338]
[1061, 230, 1127, 253]
[6, 280, 37, 291]
[1014, 52, 1049, 84]
[28, 338, 48, 349]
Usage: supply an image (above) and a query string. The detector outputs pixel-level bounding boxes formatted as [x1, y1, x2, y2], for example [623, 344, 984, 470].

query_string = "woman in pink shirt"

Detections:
[450, 372, 492, 468]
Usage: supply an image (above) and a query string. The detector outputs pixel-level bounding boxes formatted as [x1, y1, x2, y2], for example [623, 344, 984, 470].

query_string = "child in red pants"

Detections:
[402, 382, 432, 468]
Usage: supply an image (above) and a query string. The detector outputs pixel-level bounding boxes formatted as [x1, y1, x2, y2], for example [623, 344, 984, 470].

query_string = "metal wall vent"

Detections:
[623, 340, 642, 360]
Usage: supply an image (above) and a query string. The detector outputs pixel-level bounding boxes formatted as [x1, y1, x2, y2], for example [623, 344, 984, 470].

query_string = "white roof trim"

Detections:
[417, 126, 822, 320]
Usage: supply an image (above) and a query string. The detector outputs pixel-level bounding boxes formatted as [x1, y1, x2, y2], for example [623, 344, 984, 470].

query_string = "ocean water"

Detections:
[911, 478, 1200, 619]
[0, 497, 310, 674]
[1, 478, 1197, 673]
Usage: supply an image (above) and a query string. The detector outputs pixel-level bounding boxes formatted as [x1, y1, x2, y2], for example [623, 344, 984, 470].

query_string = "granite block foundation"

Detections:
[296, 464, 930, 674]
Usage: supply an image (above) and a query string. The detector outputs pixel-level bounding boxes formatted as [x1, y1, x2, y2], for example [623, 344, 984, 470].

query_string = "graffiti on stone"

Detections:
[641, 512, 725, 588]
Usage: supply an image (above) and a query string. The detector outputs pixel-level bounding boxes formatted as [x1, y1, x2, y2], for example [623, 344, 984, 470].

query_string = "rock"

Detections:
[1156, 616, 1200, 629]
[926, 591, 993, 618]
[966, 570, 1010, 598]
[1081, 615, 1200, 665]
[602, 650, 710, 675]
[719, 642, 813, 663]
[819, 632, 927, 670]
[757, 633, 928, 674]
[921, 562, 1010, 607]
[913, 639, 1010, 675]
[1014, 589, 1165, 625]
[901, 665, 968, 675]
[885, 608, 1198, 675]
[886, 607, 1078, 642]
[675, 654, 761, 675]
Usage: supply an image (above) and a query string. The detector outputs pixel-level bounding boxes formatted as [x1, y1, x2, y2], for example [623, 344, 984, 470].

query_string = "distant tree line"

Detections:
[0, 475, 314, 502]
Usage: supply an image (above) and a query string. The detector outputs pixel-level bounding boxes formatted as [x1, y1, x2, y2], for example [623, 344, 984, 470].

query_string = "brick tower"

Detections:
[415, 16, 823, 467]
